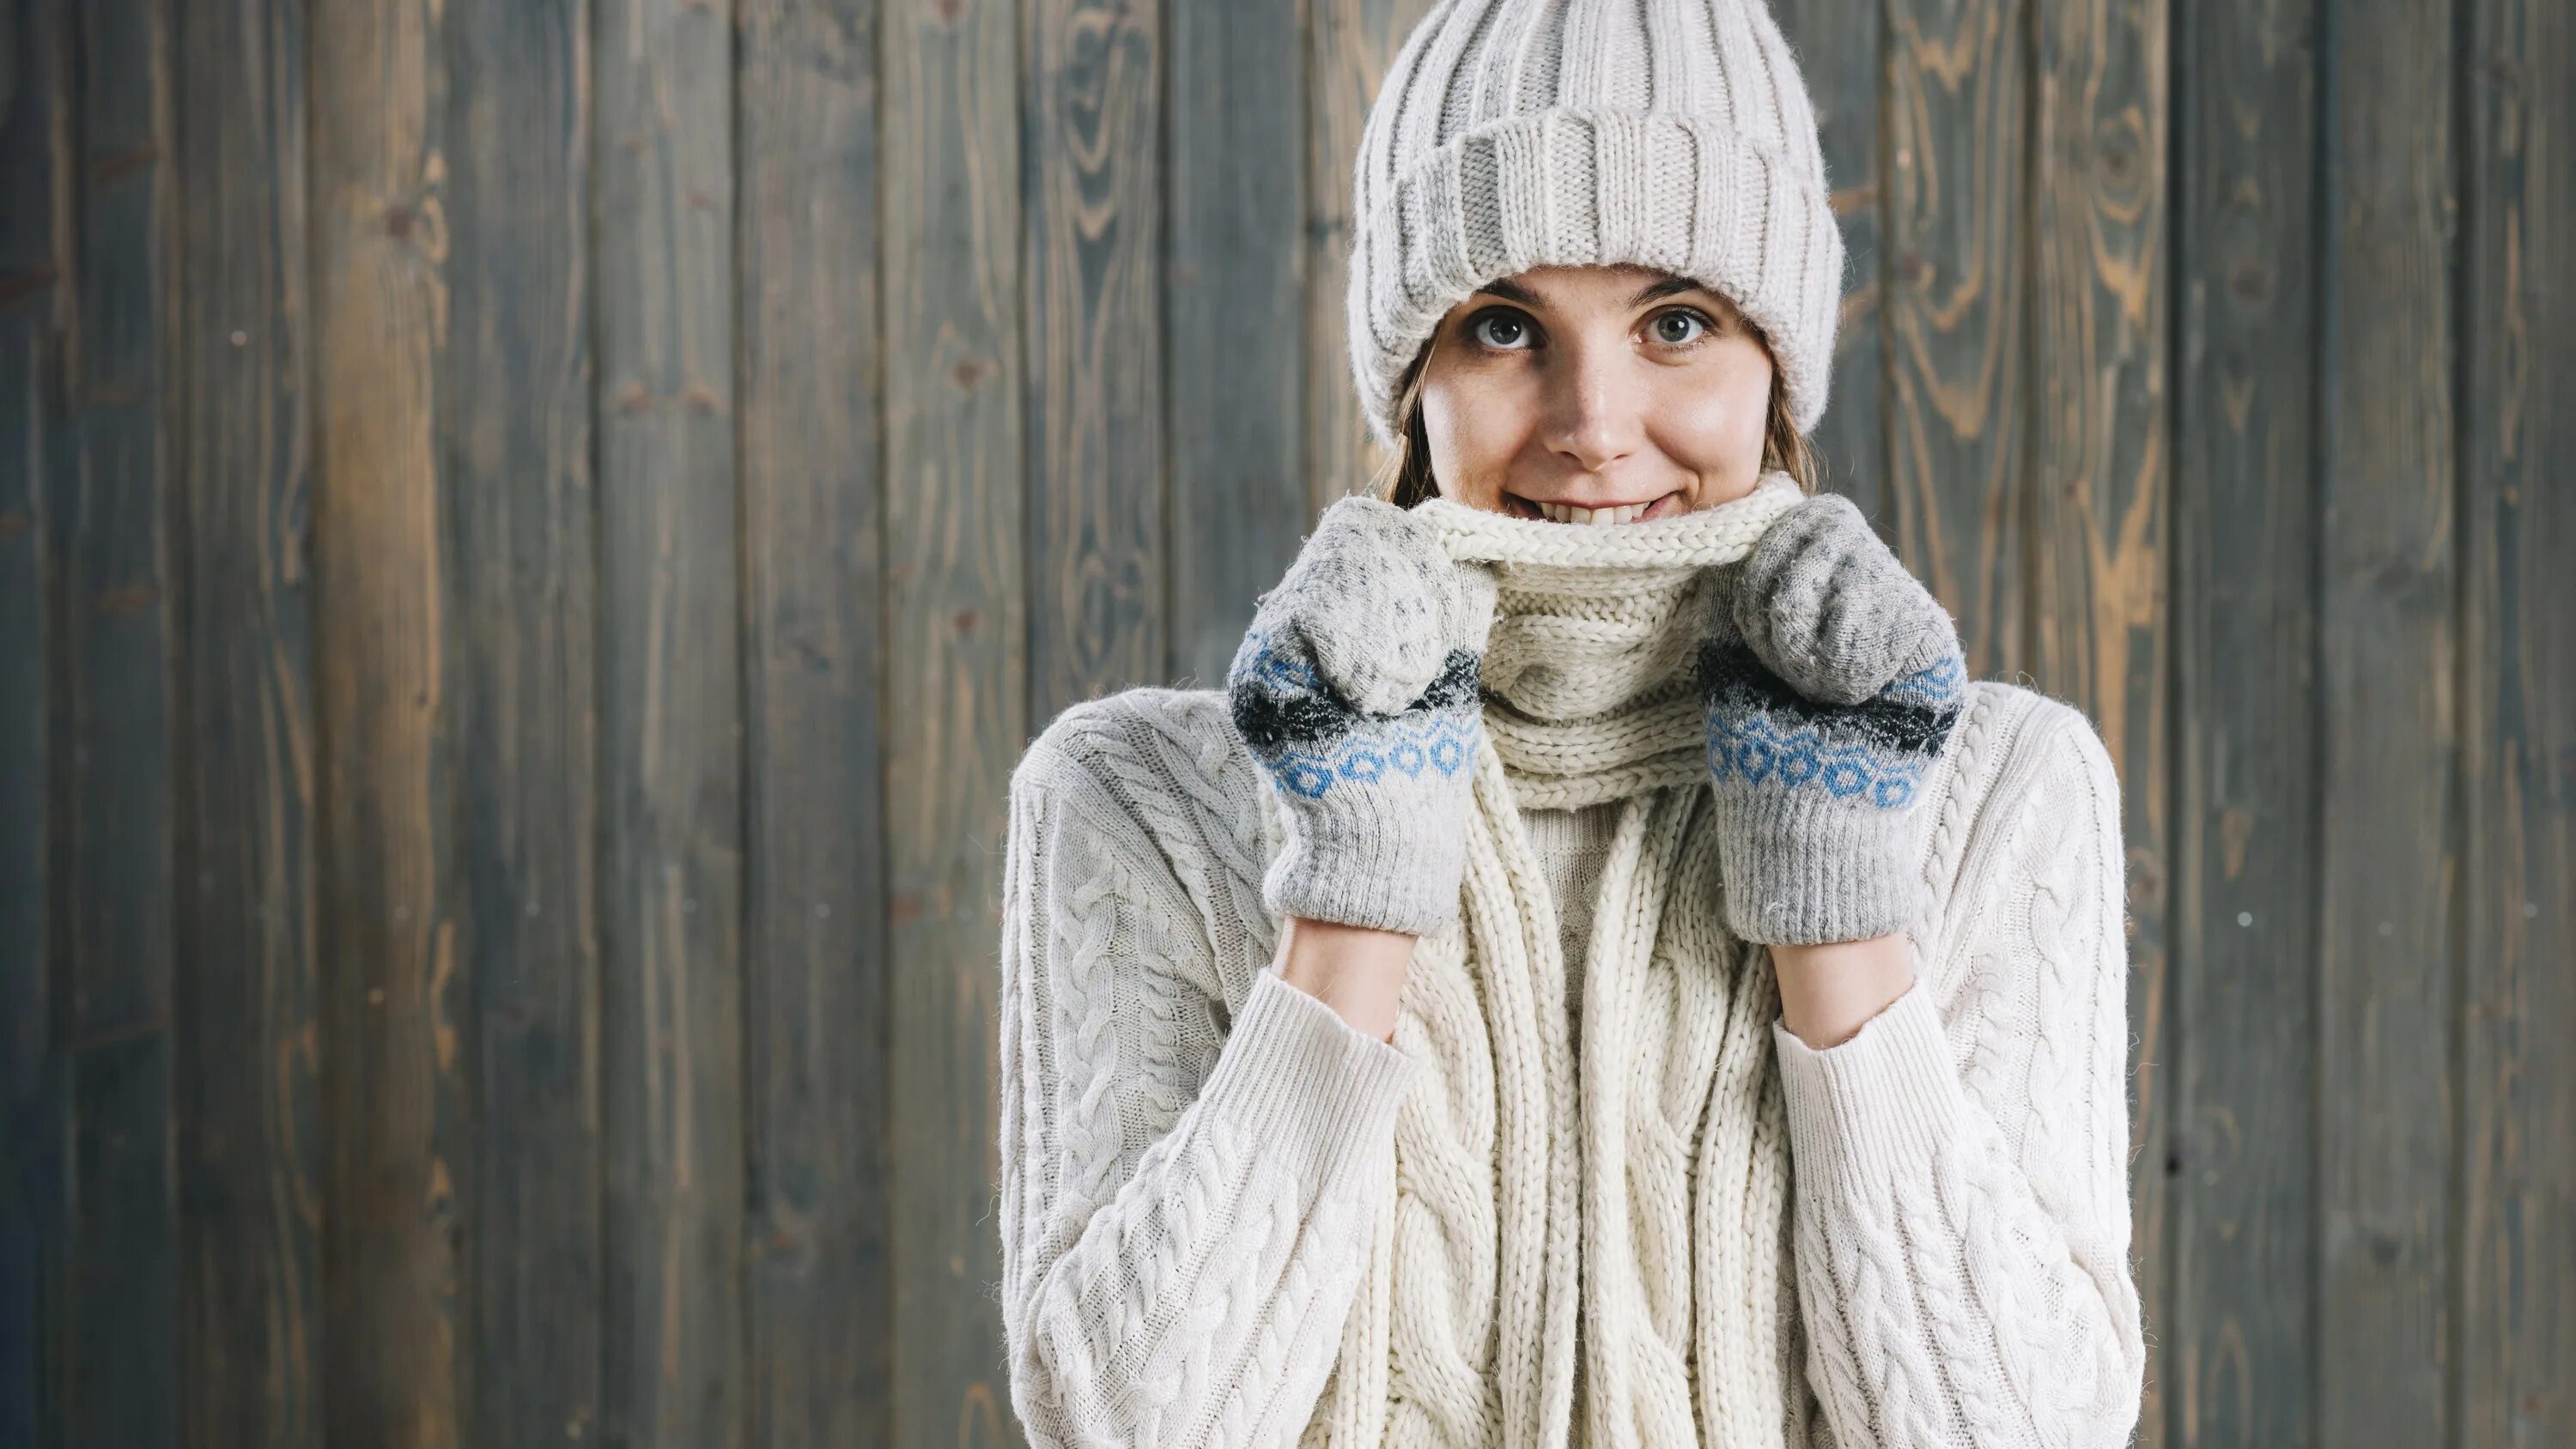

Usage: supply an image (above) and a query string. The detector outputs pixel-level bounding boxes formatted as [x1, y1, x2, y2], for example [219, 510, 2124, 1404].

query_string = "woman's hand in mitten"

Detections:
[1227, 495, 1498, 937]
[1693, 492, 1967, 946]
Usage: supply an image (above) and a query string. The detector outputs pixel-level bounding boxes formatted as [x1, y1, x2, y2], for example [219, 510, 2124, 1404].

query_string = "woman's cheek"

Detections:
[1654, 372, 1766, 484]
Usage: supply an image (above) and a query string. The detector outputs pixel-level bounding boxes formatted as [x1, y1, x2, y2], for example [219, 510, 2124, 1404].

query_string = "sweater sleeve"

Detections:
[1772, 702, 2148, 1449]
[999, 726, 1418, 1449]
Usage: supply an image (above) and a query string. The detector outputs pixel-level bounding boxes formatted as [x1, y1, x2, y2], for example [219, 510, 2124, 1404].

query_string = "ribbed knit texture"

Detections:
[1347, 0, 1846, 443]
[999, 506, 2147, 1449]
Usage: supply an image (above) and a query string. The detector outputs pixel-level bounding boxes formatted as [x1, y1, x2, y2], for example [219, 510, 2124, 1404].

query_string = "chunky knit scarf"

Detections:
[1305, 475, 1814, 1448]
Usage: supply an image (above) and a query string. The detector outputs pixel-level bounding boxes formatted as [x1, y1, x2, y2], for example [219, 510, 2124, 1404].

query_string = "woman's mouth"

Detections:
[1503, 490, 1683, 524]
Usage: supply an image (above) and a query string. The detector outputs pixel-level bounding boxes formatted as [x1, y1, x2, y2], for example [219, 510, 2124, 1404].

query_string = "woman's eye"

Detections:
[1472, 312, 1534, 349]
[1649, 310, 1710, 345]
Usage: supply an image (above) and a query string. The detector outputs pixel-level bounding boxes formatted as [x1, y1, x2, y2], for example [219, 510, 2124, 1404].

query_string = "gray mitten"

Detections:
[1694, 493, 1967, 944]
[1227, 495, 1498, 935]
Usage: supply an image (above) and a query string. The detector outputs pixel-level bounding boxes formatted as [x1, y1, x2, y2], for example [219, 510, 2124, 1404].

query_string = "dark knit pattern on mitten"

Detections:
[1696, 492, 1971, 944]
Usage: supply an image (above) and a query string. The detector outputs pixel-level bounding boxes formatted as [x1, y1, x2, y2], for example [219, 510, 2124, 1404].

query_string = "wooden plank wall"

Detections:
[1, 1, 2569, 1446]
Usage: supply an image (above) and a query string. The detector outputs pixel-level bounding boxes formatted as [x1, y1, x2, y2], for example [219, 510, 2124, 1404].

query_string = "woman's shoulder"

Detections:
[1917, 677, 2127, 981]
[1013, 683, 1275, 899]
[1932, 677, 2119, 826]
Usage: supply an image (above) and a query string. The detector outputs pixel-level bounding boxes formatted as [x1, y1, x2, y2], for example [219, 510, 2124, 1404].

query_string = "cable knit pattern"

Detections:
[1000, 615, 2145, 1448]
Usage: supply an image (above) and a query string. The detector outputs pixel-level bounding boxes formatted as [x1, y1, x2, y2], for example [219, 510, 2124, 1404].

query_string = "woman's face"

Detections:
[1418, 264, 1776, 524]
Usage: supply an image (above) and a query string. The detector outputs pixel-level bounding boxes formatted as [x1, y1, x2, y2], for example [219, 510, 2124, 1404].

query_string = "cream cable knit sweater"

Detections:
[999, 537, 2147, 1447]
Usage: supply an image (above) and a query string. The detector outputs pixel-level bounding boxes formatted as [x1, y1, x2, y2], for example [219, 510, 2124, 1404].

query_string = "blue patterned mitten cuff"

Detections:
[1230, 626, 1484, 935]
[1698, 638, 1965, 944]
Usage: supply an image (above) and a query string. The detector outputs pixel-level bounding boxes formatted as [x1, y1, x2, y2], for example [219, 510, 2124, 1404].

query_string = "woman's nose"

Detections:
[1539, 344, 1639, 472]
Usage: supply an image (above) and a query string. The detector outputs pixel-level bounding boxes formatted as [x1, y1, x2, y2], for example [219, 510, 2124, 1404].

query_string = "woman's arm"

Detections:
[1274, 915, 1415, 1042]
[1771, 933, 1915, 1047]
[1776, 700, 2148, 1448]
[999, 720, 1417, 1449]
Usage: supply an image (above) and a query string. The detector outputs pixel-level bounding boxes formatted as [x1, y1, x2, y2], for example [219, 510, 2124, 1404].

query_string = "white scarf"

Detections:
[1308, 475, 1812, 1449]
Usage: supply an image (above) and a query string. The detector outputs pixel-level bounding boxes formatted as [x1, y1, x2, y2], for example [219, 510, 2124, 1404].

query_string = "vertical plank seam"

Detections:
[2299, 0, 2332, 1433]
[2442, 0, 2476, 1442]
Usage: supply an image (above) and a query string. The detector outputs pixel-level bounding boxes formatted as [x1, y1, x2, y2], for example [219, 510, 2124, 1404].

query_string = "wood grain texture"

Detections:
[1024, 0, 1163, 718]
[1167, 0, 1303, 686]
[2027, 1, 2170, 1439]
[593, 2, 745, 1444]
[308, 0, 463, 1440]
[168, 0, 322, 1441]
[1770, 0, 1886, 517]
[2314, 1, 2456, 1442]
[440, 3, 602, 1443]
[0, 3, 64, 1440]
[737, 2, 890, 1444]
[2170, 2, 2319, 1444]
[2458, 0, 2575, 1441]
[54, 2, 178, 1440]
[58, 0, 173, 1044]
[1302, 0, 1437, 513]
[1883, 0, 2028, 680]
[67, 1037, 178, 1446]
[883, 0, 1024, 1437]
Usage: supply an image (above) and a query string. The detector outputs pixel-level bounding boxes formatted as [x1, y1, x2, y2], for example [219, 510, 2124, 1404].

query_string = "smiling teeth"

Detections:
[1537, 501, 1648, 525]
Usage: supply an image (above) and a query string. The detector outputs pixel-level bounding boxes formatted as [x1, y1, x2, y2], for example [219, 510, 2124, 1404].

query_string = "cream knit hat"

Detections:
[1347, 0, 1845, 444]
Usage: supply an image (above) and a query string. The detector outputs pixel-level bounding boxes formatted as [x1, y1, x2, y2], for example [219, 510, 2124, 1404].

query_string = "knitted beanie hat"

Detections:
[1347, 0, 1845, 445]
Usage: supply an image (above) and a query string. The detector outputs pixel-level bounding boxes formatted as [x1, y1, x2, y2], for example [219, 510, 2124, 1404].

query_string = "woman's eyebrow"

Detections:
[1473, 277, 1543, 307]
[1626, 274, 1704, 306]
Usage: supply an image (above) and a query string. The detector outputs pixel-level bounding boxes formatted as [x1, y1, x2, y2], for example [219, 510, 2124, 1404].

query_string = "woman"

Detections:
[997, 1, 2147, 1444]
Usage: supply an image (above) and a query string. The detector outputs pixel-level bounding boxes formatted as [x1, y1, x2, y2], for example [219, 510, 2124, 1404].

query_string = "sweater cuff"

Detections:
[1196, 970, 1418, 1204]
[1771, 977, 1965, 1197]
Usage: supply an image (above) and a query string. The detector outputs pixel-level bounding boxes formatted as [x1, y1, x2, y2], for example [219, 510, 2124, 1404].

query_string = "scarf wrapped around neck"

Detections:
[1306, 474, 1812, 1449]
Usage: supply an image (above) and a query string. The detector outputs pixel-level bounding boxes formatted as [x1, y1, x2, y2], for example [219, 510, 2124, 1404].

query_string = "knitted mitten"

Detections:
[1227, 495, 1499, 935]
[1694, 492, 1968, 944]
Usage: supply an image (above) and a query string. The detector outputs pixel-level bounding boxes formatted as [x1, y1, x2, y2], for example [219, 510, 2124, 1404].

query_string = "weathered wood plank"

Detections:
[2169, 2, 2320, 1444]
[66, 1037, 178, 1446]
[59, 0, 173, 1043]
[168, 0, 322, 1441]
[2458, 1, 2575, 1441]
[307, 0, 464, 1440]
[593, 2, 744, 1444]
[883, 0, 1023, 1435]
[1769, 0, 1886, 516]
[2314, 1, 2457, 1442]
[1024, 0, 1163, 716]
[736, 2, 890, 1444]
[54, 2, 178, 1439]
[1167, 0, 1301, 685]
[440, 3, 602, 1444]
[2027, 1, 2170, 1440]
[1881, 0, 2027, 678]
[0, 2, 64, 1439]
[1302, 0, 1437, 512]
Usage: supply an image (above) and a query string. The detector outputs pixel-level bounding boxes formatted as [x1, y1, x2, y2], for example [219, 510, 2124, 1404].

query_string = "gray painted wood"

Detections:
[1167, 0, 1304, 688]
[0, 0, 62, 1439]
[1881, 0, 2028, 682]
[55, 2, 178, 1441]
[1301, 0, 1437, 514]
[169, 0, 322, 1440]
[1024, 0, 1164, 718]
[307, 1, 468, 1440]
[593, 2, 746, 1444]
[440, 2, 605, 1444]
[883, 0, 1024, 1437]
[2027, 2, 2172, 1438]
[2171, 2, 2322, 1444]
[2315, 2, 2458, 1443]
[2458, 1, 2576, 1441]
[737, 2, 891, 1444]
[1769, 0, 1886, 519]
